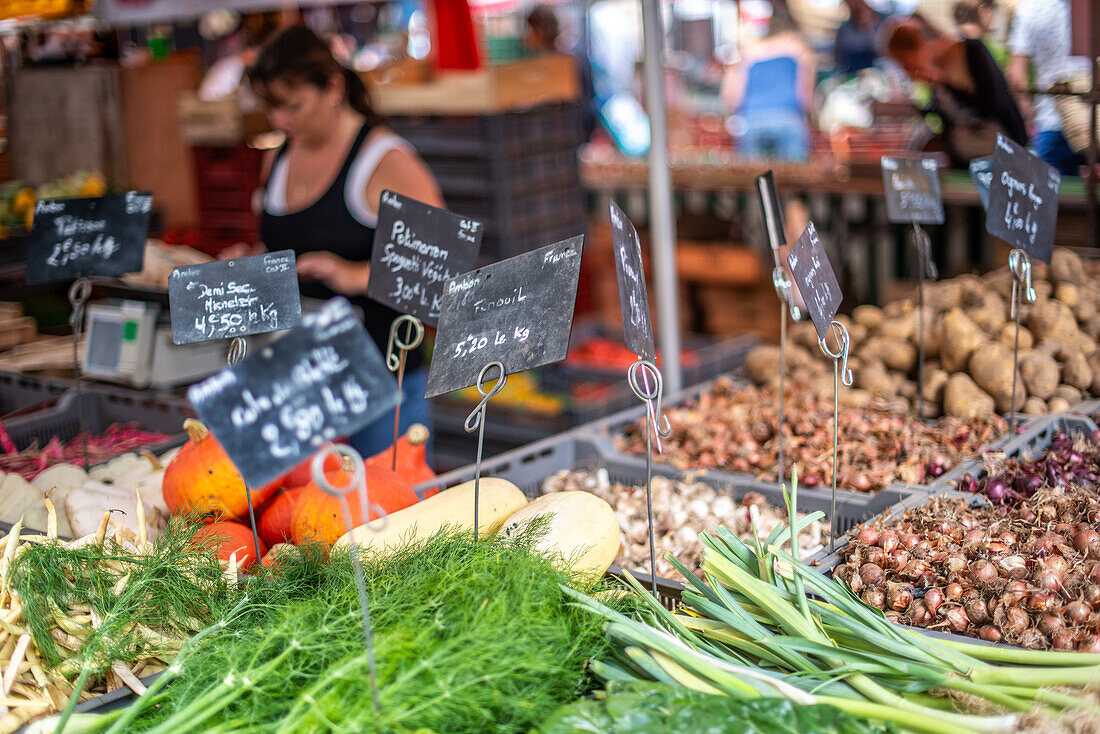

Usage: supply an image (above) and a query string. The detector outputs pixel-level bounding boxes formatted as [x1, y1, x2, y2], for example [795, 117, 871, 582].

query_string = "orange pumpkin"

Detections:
[275, 451, 342, 490]
[194, 520, 267, 570]
[367, 424, 436, 487]
[258, 486, 306, 548]
[163, 419, 279, 520]
[291, 462, 419, 547]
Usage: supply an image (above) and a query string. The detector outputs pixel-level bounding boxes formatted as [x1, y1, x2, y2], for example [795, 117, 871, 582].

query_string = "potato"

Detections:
[1089, 351, 1100, 396]
[852, 304, 885, 330]
[1023, 397, 1048, 416]
[1055, 283, 1079, 308]
[1048, 397, 1072, 413]
[1028, 300, 1080, 344]
[927, 279, 966, 312]
[922, 368, 949, 404]
[1035, 339, 1063, 357]
[1050, 248, 1083, 286]
[969, 343, 1026, 412]
[745, 346, 782, 385]
[1062, 351, 1093, 391]
[997, 323, 1033, 351]
[864, 336, 917, 373]
[877, 310, 917, 341]
[1032, 280, 1053, 302]
[857, 361, 896, 395]
[966, 291, 1007, 334]
[1051, 385, 1083, 405]
[944, 373, 996, 419]
[839, 388, 874, 409]
[791, 321, 821, 353]
[847, 322, 868, 346]
[1019, 352, 1060, 399]
[940, 309, 986, 372]
[1075, 299, 1097, 324]
[898, 379, 918, 400]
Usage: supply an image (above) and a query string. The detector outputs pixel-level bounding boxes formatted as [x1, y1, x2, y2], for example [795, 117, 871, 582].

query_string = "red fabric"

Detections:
[429, 0, 482, 71]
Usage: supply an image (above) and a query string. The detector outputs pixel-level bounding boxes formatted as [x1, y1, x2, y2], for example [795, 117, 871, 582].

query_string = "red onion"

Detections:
[886, 584, 913, 612]
[911, 601, 930, 625]
[1034, 569, 1064, 592]
[1004, 607, 1030, 636]
[899, 532, 920, 550]
[983, 477, 1009, 503]
[1083, 586, 1100, 609]
[1041, 556, 1069, 576]
[996, 555, 1027, 579]
[1018, 629, 1046, 649]
[924, 587, 944, 616]
[945, 582, 964, 601]
[1073, 529, 1100, 558]
[944, 606, 970, 632]
[1002, 581, 1028, 605]
[1090, 563, 1100, 585]
[880, 532, 899, 554]
[1038, 613, 1063, 636]
[856, 527, 881, 546]
[1062, 601, 1092, 626]
[1078, 635, 1100, 654]
[979, 625, 1003, 643]
[1052, 629, 1076, 650]
[859, 563, 885, 586]
[970, 560, 999, 585]
[945, 554, 967, 574]
[964, 597, 989, 624]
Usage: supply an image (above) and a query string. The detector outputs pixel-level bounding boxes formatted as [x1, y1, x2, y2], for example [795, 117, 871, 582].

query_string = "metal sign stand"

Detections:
[67, 278, 92, 467]
[464, 362, 508, 541]
[911, 223, 937, 419]
[385, 314, 425, 471]
[311, 443, 387, 714]
[819, 321, 854, 552]
[627, 359, 671, 600]
[227, 335, 264, 568]
[771, 268, 801, 486]
[1008, 249, 1036, 433]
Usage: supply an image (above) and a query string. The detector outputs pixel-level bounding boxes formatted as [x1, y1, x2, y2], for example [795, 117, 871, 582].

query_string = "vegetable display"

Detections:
[744, 247, 1100, 418]
[833, 430, 1100, 651]
[0, 425, 172, 481]
[570, 473, 1100, 734]
[541, 468, 826, 578]
[613, 378, 1005, 493]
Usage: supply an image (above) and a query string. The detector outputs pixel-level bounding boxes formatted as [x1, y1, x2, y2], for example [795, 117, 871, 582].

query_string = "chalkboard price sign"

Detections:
[366, 190, 483, 326]
[985, 134, 1060, 263]
[882, 156, 944, 225]
[787, 222, 842, 341]
[969, 156, 993, 211]
[188, 297, 399, 488]
[609, 202, 656, 362]
[168, 250, 302, 345]
[26, 192, 152, 284]
[426, 236, 584, 398]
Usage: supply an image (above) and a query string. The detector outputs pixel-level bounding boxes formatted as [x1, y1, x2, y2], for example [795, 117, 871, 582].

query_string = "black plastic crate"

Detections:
[0, 371, 70, 418]
[4, 388, 192, 456]
[387, 103, 585, 158]
[427, 147, 580, 198]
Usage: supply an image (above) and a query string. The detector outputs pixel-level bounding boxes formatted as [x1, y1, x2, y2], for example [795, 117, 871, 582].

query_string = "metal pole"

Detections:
[640, 0, 683, 392]
[1088, 55, 1098, 250]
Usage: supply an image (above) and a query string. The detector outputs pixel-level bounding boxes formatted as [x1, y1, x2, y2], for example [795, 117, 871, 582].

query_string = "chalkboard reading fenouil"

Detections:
[969, 156, 993, 211]
[168, 251, 302, 345]
[26, 192, 152, 284]
[609, 202, 656, 362]
[882, 156, 944, 225]
[787, 222, 842, 341]
[367, 190, 483, 326]
[426, 236, 584, 398]
[188, 297, 400, 488]
[986, 133, 1060, 263]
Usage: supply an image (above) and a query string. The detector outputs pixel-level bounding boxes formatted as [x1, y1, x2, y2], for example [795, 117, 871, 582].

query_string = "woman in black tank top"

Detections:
[229, 26, 443, 458]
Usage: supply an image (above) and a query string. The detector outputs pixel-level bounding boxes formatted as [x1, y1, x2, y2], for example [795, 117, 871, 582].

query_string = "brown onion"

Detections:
[1074, 530, 1100, 558]
[1083, 586, 1100, 609]
[1051, 629, 1076, 650]
[996, 555, 1028, 579]
[880, 532, 899, 554]
[943, 606, 970, 633]
[865, 548, 886, 567]
[1042, 556, 1069, 576]
[1090, 563, 1100, 585]
[924, 587, 944, 616]
[964, 597, 989, 624]
[1033, 569, 1064, 592]
[985, 541, 1009, 555]
[1062, 601, 1092, 625]
[859, 563, 885, 586]
[962, 529, 986, 548]
[887, 584, 913, 612]
[911, 601, 931, 625]
[970, 560, 999, 584]
[978, 625, 1003, 643]
[856, 527, 881, 546]
[884, 611, 902, 624]
[1018, 629, 1045, 649]
[887, 550, 911, 573]
[1025, 594, 1052, 613]
[862, 587, 886, 609]
[1004, 607, 1030, 636]
[1038, 613, 1064, 636]
[945, 554, 968, 574]
[899, 532, 920, 550]
[1078, 635, 1100, 654]
[945, 582, 964, 601]
[1002, 581, 1028, 605]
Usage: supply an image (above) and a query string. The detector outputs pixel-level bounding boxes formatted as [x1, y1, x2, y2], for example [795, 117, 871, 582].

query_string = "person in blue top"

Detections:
[721, 4, 817, 161]
[835, 0, 886, 76]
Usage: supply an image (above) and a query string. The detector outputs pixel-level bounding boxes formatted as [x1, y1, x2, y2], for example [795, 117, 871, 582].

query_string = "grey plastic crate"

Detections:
[4, 388, 192, 457]
[0, 371, 70, 418]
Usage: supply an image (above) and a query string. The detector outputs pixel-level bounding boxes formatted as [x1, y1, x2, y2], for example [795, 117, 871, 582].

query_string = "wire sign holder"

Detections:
[756, 172, 802, 483]
[881, 156, 944, 420]
[67, 277, 92, 466]
[983, 134, 1060, 432]
[463, 361, 508, 540]
[787, 223, 853, 552]
[385, 314, 426, 470]
[311, 443, 388, 713]
[627, 359, 671, 598]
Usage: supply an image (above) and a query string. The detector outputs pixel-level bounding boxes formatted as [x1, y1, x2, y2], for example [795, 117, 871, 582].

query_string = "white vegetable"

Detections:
[64, 480, 161, 540]
[89, 452, 148, 484]
[30, 463, 87, 494]
[0, 472, 48, 530]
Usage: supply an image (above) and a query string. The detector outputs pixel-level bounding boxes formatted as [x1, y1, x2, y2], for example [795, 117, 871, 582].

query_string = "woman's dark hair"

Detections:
[526, 5, 561, 46]
[248, 25, 377, 122]
[953, 0, 980, 27]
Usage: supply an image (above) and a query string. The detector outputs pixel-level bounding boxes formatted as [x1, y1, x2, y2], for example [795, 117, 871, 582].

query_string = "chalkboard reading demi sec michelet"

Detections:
[986, 133, 1061, 264]
[609, 201, 656, 362]
[168, 251, 303, 345]
[969, 156, 993, 211]
[366, 190, 483, 326]
[426, 236, 584, 399]
[26, 192, 153, 284]
[881, 156, 944, 225]
[786, 222, 842, 341]
[188, 297, 399, 488]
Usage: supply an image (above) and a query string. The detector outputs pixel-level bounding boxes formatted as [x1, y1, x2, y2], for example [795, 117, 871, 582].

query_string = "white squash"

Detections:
[0, 472, 48, 530]
[64, 480, 161, 540]
[498, 491, 620, 576]
[31, 463, 88, 494]
[336, 478, 527, 553]
[89, 452, 148, 484]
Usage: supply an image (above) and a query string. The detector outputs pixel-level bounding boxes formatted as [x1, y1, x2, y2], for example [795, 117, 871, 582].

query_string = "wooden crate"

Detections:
[367, 55, 579, 116]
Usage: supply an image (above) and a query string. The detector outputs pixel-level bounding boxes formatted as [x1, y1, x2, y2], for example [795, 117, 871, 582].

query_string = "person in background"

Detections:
[198, 13, 281, 112]
[1006, 0, 1089, 176]
[835, 0, 886, 76]
[524, 4, 598, 141]
[721, 4, 816, 161]
[885, 16, 1026, 167]
[225, 25, 443, 458]
[954, 0, 1007, 69]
